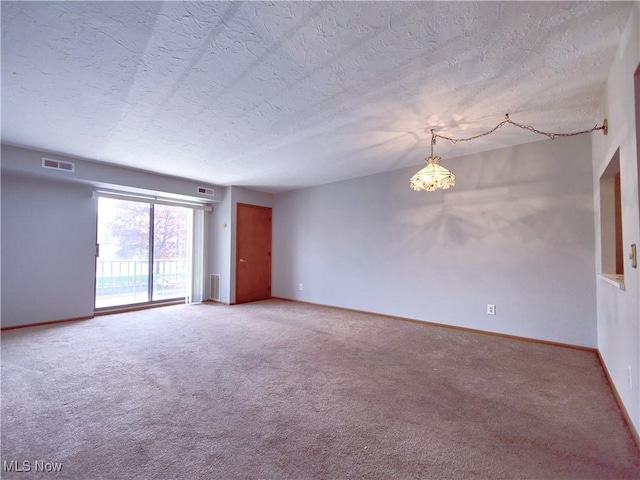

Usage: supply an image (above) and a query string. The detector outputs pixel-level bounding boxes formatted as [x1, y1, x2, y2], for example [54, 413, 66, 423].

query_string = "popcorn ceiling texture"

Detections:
[0, 1, 632, 192]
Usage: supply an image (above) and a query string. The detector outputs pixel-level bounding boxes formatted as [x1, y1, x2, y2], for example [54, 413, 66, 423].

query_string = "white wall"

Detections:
[1, 174, 96, 327]
[1, 145, 275, 324]
[1, 144, 222, 203]
[592, 3, 640, 437]
[1, 145, 223, 327]
[209, 187, 233, 303]
[273, 135, 597, 347]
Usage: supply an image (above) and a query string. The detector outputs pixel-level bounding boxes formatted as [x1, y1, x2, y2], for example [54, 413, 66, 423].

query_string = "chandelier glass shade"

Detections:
[410, 132, 455, 192]
[410, 155, 455, 191]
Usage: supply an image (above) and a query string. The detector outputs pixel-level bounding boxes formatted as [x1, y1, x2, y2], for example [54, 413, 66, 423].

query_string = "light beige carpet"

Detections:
[1, 299, 639, 479]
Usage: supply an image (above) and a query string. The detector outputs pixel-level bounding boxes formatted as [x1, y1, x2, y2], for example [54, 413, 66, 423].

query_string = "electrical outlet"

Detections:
[628, 365, 633, 390]
[299, 283, 303, 291]
[487, 304, 496, 315]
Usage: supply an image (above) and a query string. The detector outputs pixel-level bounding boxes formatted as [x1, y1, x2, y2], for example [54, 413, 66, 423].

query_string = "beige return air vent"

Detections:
[42, 157, 75, 172]
[197, 186, 215, 197]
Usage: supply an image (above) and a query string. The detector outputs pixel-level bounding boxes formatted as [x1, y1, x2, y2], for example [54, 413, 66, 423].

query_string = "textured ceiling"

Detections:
[1, 1, 632, 193]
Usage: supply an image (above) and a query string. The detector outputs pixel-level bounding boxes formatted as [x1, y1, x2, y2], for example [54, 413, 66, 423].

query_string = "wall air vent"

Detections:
[210, 274, 221, 301]
[42, 157, 75, 172]
[197, 186, 215, 197]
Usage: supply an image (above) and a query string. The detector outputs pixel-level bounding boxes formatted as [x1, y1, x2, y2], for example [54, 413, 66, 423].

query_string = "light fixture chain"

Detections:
[432, 114, 606, 144]
[434, 119, 510, 144]
[430, 129, 435, 157]
[413, 113, 606, 192]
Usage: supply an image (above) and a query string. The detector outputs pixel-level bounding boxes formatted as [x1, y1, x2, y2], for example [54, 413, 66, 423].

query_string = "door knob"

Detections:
[239, 258, 247, 263]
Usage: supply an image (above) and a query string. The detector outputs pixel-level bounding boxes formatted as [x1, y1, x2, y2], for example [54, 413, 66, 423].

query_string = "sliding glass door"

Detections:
[151, 204, 190, 302]
[95, 197, 191, 309]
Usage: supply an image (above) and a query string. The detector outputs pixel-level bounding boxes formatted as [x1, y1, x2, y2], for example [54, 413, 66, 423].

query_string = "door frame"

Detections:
[235, 203, 272, 304]
[94, 195, 191, 311]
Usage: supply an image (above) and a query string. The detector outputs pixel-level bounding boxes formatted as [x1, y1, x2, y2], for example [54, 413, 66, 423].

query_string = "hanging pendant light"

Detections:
[410, 115, 608, 192]
[410, 132, 455, 192]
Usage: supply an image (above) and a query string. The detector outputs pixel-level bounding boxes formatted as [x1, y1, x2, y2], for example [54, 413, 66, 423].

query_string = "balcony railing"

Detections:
[96, 259, 187, 308]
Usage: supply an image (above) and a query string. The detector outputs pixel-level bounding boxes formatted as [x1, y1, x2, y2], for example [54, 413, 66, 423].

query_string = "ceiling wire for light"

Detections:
[410, 114, 608, 192]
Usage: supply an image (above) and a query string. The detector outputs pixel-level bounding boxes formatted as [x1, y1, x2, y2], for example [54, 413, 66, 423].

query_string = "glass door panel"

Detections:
[152, 205, 190, 301]
[96, 198, 151, 308]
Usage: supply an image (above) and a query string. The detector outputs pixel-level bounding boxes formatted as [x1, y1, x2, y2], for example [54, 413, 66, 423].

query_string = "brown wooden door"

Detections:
[236, 203, 272, 304]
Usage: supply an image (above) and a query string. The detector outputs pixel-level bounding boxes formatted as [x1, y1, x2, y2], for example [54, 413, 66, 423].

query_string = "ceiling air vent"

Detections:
[197, 186, 214, 196]
[42, 157, 75, 172]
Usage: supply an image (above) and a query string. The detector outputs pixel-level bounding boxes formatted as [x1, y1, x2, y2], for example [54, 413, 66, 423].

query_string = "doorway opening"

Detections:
[599, 149, 624, 281]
